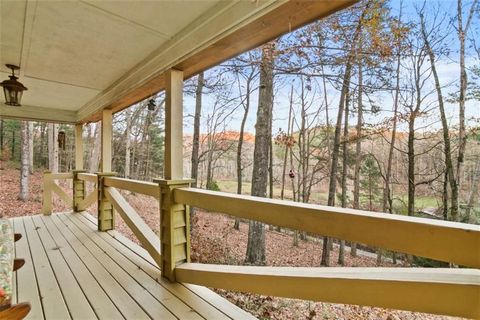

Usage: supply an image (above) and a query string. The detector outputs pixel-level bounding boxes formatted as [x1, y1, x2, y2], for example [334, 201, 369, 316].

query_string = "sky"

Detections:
[181, 0, 480, 136]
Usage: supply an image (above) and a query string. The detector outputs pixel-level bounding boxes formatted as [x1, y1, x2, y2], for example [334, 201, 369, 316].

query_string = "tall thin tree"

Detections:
[246, 41, 276, 265]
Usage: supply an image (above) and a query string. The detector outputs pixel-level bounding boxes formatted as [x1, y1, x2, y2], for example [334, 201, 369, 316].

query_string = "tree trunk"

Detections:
[277, 87, 294, 233]
[280, 88, 294, 203]
[89, 122, 101, 173]
[38, 122, 46, 167]
[456, 0, 469, 207]
[322, 60, 352, 266]
[206, 146, 214, 189]
[0, 119, 3, 155]
[269, 133, 274, 199]
[191, 72, 204, 188]
[338, 83, 350, 266]
[465, 159, 479, 218]
[19, 121, 30, 201]
[48, 123, 58, 172]
[246, 41, 275, 265]
[340, 80, 352, 262]
[420, 13, 459, 221]
[28, 122, 34, 174]
[322, 5, 367, 266]
[12, 129, 16, 161]
[234, 77, 251, 230]
[442, 170, 449, 220]
[125, 111, 132, 178]
[407, 119, 416, 218]
[267, 81, 274, 232]
[351, 64, 364, 258]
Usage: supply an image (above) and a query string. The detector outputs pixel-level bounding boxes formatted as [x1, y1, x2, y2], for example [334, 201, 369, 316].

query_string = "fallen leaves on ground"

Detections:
[0, 164, 463, 320]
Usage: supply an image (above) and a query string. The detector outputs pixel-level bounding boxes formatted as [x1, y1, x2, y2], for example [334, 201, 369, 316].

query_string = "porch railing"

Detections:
[103, 176, 161, 267]
[41, 171, 480, 319]
[42, 171, 74, 214]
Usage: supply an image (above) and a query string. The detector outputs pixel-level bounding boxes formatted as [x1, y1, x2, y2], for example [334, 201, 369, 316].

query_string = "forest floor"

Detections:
[0, 163, 461, 320]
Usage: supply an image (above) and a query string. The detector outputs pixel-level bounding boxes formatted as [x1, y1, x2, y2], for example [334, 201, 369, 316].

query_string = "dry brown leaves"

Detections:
[0, 163, 70, 217]
[0, 163, 463, 320]
[190, 210, 461, 320]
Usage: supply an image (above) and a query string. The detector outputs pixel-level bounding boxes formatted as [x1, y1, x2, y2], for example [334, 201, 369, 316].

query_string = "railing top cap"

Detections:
[95, 172, 117, 176]
[154, 178, 195, 186]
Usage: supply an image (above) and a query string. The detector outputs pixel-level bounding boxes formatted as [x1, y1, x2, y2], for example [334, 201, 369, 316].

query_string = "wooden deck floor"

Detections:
[10, 212, 256, 320]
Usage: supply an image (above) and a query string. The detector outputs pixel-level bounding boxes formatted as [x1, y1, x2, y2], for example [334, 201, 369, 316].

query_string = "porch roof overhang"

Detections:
[1, 0, 356, 124]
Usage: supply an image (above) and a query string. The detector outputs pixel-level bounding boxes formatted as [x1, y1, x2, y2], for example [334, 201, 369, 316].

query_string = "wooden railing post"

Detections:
[75, 123, 84, 170]
[42, 170, 52, 215]
[97, 172, 116, 231]
[155, 179, 194, 282]
[72, 170, 86, 212]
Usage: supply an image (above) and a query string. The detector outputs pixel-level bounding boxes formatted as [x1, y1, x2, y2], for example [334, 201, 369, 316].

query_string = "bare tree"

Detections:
[89, 122, 101, 173]
[455, 0, 478, 206]
[48, 123, 58, 172]
[233, 54, 258, 230]
[338, 81, 351, 265]
[19, 121, 30, 201]
[28, 122, 34, 173]
[322, 5, 368, 266]
[191, 72, 204, 188]
[246, 41, 276, 265]
[419, 7, 459, 221]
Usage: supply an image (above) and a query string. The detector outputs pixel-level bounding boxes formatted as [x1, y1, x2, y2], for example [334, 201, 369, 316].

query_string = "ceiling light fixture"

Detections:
[1, 64, 28, 106]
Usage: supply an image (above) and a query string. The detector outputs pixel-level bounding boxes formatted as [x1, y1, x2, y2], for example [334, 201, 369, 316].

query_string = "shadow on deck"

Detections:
[10, 212, 255, 320]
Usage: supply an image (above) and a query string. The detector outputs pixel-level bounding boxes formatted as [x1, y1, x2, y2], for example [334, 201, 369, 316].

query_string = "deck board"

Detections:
[40, 214, 123, 320]
[49, 214, 152, 319]
[22, 216, 71, 320]
[13, 217, 44, 320]
[64, 213, 204, 320]
[74, 212, 236, 320]
[55, 214, 176, 320]
[10, 212, 255, 320]
[31, 215, 98, 320]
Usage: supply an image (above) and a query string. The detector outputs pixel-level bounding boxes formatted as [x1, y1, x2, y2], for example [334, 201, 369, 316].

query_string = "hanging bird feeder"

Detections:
[58, 131, 66, 150]
[147, 98, 156, 111]
[289, 169, 295, 179]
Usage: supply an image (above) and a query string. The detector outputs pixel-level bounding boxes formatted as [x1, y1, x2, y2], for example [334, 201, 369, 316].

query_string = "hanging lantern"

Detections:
[1, 64, 28, 106]
[58, 131, 66, 150]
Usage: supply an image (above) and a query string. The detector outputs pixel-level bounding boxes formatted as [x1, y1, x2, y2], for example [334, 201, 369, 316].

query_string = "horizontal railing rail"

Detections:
[42, 171, 73, 215]
[103, 177, 159, 198]
[174, 188, 480, 269]
[77, 173, 97, 183]
[176, 263, 480, 319]
[49, 172, 73, 180]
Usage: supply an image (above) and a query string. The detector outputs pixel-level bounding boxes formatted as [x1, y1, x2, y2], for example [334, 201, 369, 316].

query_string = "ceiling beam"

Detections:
[0, 104, 77, 124]
[77, 0, 357, 123]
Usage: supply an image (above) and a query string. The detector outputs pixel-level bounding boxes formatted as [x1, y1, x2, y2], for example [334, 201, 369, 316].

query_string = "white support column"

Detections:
[164, 69, 184, 180]
[75, 123, 84, 170]
[159, 69, 190, 281]
[101, 109, 112, 172]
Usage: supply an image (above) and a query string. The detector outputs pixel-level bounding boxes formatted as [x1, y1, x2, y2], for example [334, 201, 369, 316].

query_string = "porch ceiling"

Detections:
[0, 0, 356, 124]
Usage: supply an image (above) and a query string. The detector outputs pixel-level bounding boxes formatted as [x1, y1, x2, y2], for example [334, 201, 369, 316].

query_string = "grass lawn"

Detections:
[217, 180, 452, 215]
[217, 180, 331, 204]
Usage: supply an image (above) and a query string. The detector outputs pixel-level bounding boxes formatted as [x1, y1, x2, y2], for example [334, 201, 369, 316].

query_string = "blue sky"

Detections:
[182, 0, 480, 136]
